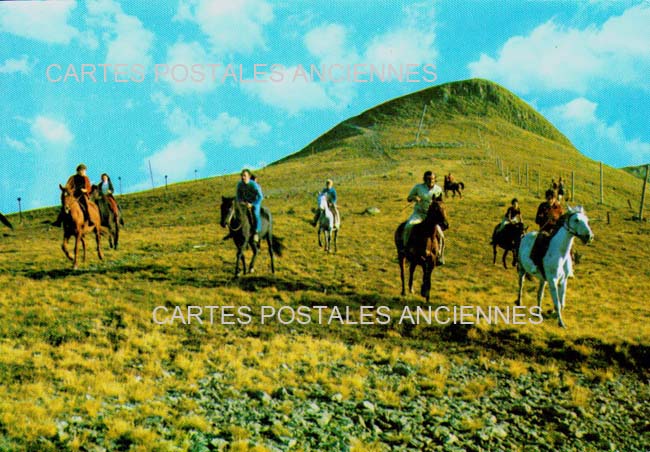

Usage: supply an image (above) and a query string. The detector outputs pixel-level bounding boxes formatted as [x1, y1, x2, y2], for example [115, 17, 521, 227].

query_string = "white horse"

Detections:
[317, 193, 339, 253]
[516, 205, 594, 328]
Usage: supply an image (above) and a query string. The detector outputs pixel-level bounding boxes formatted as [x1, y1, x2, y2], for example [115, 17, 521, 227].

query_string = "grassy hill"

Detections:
[1, 79, 649, 451]
[622, 163, 649, 180]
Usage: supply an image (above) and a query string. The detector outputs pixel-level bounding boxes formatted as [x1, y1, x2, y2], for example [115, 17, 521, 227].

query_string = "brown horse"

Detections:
[90, 185, 121, 249]
[444, 175, 465, 198]
[395, 198, 449, 301]
[59, 184, 103, 269]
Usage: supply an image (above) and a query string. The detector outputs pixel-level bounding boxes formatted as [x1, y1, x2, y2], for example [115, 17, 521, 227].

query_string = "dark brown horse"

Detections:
[90, 185, 121, 249]
[491, 222, 527, 268]
[395, 198, 449, 301]
[59, 184, 103, 269]
[444, 175, 465, 198]
[220, 196, 283, 277]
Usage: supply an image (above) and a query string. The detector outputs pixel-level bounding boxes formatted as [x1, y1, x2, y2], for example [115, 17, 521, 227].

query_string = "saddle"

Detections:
[530, 225, 562, 278]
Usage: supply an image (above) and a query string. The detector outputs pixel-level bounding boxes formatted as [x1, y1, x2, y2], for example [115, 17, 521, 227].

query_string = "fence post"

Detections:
[571, 171, 575, 202]
[526, 163, 529, 188]
[415, 104, 427, 144]
[639, 164, 649, 221]
[599, 161, 604, 204]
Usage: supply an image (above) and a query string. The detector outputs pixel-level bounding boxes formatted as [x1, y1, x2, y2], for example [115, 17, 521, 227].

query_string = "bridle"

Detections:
[562, 212, 580, 237]
[225, 204, 243, 231]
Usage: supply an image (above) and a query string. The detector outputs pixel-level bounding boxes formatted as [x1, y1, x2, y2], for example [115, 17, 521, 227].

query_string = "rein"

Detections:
[561, 212, 580, 237]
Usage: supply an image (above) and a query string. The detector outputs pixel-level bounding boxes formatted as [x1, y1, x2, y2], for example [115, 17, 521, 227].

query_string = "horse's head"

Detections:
[565, 205, 594, 244]
[427, 196, 449, 230]
[220, 196, 235, 228]
[89, 184, 99, 198]
[59, 184, 74, 214]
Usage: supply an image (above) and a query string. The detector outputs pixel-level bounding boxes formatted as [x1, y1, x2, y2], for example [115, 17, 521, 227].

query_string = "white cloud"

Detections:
[148, 134, 206, 182]
[162, 40, 217, 94]
[242, 66, 336, 116]
[87, 0, 154, 68]
[251, 4, 438, 115]
[0, 1, 79, 44]
[468, 4, 650, 93]
[364, 2, 437, 66]
[0, 55, 34, 74]
[546, 98, 650, 166]
[2, 135, 27, 152]
[305, 24, 356, 63]
[174, 0, 273, 55]
[145, 99, 271, 181]
[31, 116, 74, 147]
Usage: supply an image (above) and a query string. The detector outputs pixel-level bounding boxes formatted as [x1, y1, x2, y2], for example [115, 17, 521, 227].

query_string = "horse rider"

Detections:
[404, 170, 445, 263]
[236, 168, 264, 243]
[97, 173, 121, 219]
[491, 198, 523, 242]
[53, 163, 93, 227]
[312, 179, 338, 227]
[531, 189, 564, 271]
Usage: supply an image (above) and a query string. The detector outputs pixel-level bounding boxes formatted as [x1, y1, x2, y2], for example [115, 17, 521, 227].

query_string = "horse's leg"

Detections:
[114, 218, 119, 250]
[325, 229, 330, 253]
[235, 246, 242, 277]
[333, 229, 338, 253]
[492, 244, 497, 265]
[536, 280, 547, 309]
[73, 233, 80, 270]
[267, 235, 275, 274]
[421, 259, 432, 301]
[81, 236, 87, 263]
[547, 279, 565, 328]
[248, 241, 258, 274]
[502, 249, 508, 269]
[95, 226, 103, 260]
[558, 277, 568, 310]
[318, 227, 322, 247]
[408, 260, 416, 294]
[61, 231, 71, 261]
[516, 267, 526, 306]
[398, 255, 406, 296]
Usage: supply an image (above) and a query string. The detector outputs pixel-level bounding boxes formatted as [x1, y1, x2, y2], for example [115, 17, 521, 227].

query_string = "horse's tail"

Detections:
[271, 235, 284, 257]
[459, 182, 465, 190]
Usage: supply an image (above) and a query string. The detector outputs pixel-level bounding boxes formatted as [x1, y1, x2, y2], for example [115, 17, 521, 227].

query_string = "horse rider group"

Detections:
[491, 184, 565, 272]
[53, 164, 121, 227]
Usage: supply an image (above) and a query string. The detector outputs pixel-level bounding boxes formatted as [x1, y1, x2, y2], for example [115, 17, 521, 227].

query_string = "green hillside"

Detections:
[1, 79, 649, 451]
[622, 163, 649, 180]
[277, 78, 572, 163]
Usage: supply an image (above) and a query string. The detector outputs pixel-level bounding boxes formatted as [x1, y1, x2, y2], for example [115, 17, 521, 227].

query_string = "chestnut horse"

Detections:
[59, 184, 103, 269]
[394, 198, 449, 301]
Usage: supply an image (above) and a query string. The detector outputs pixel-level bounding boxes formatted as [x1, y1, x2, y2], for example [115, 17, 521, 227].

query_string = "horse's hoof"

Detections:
[249, 268, 255, 274]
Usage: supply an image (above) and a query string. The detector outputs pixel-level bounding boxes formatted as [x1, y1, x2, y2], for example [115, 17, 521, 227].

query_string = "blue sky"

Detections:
[1, 0, 648, 213]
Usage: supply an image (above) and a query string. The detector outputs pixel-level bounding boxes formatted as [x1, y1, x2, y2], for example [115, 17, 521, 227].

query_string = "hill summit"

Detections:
[278, 78, 572, 163]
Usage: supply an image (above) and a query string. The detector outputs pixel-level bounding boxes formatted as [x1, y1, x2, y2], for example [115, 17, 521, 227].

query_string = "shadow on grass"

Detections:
[23, 263, 171, 280]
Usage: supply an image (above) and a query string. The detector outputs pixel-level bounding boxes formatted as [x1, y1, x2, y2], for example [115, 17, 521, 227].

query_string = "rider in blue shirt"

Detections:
[236, 169, 264, 243]
[312, 179, 338, 226]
